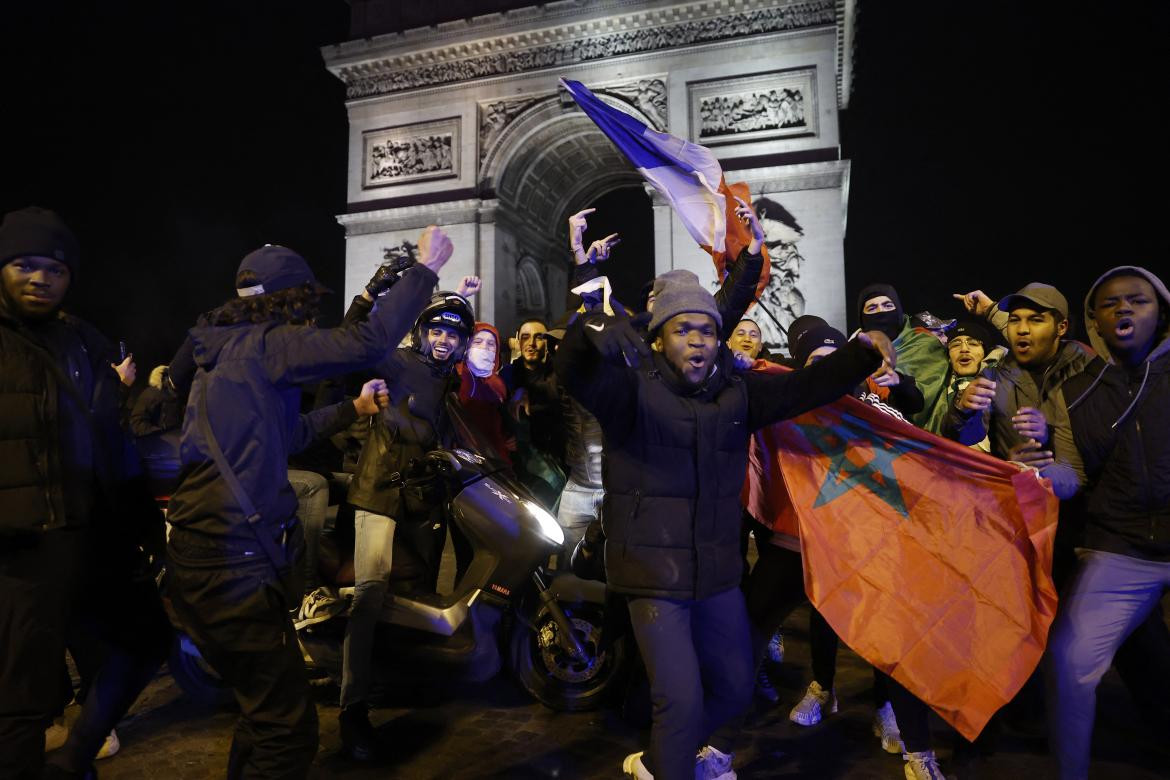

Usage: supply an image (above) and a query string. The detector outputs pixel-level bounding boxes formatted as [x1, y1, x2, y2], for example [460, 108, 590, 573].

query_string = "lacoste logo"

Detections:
[585, 322, 606, 332]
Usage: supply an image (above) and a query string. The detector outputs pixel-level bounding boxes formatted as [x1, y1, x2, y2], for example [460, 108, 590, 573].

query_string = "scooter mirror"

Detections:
[427, 450, 462, 472]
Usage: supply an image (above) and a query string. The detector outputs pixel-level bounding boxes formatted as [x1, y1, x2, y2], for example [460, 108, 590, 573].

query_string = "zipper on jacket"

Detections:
[1125, 381, 1155, 542]
[1135, 417, 1154, 541]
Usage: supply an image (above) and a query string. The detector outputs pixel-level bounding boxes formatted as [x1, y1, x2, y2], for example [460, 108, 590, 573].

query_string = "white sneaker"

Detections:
[623, 751, 654, 779]
[903, 750, 947, 780]
[44, 719, 69, 751]
[295, 586, 344, 629]
[766, 630, 785, 664]
[96, 729, 120, 759]
[696, 745, 736, 780]
[872, 701, 904, 754]
[788, 680, 837, 726]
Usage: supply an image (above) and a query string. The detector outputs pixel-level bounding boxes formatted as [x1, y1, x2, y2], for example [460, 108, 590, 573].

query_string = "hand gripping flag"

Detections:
[560, 78, 769, 299]
[744, 364, 1059, 740]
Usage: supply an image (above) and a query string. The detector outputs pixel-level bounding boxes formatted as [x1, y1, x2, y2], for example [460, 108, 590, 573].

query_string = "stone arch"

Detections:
[485, 98, 657, 332]
[515, 254, 547, 314]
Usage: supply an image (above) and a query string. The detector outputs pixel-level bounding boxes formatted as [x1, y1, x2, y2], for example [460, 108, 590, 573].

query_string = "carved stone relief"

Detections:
[689, 68, 817, 145]
[362, 117, 460, 188]
[478, 96, 544, 161]
[602, 78, 667, 130]
[337, 2, 835, 99]
[478, 76, 666, 166]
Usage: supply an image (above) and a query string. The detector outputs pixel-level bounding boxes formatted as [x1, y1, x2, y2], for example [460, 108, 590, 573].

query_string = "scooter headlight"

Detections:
[523, 500, 564, 546]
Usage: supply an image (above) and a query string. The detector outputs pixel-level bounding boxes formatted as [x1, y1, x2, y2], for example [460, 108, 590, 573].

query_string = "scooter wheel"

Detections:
[167, 634, 236, 710]
[509, 601, 628, 712]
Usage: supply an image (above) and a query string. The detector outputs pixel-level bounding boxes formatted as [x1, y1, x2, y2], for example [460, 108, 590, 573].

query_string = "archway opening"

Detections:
[563, 186, 653, 311]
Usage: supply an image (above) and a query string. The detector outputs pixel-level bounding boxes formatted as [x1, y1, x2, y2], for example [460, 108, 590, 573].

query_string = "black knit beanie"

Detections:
[0, 207, 80, 278]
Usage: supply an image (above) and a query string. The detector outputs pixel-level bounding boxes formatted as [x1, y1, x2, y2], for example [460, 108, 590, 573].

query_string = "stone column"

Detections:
[647, 185, 674, 277]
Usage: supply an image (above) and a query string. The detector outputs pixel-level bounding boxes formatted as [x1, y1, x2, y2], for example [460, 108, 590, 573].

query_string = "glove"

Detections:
[365, 254, 417, 298]
[581, 313, 651, 368]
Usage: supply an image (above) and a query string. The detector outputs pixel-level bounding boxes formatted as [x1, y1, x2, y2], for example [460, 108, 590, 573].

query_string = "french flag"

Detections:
[560, 78, 767, 289]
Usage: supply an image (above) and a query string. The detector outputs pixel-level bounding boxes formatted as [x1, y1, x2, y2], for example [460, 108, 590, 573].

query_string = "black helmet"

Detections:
[411, 291, 475, 357]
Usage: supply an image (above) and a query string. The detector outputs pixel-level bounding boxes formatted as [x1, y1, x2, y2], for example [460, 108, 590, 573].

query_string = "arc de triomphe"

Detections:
[323, 0, 856, 351]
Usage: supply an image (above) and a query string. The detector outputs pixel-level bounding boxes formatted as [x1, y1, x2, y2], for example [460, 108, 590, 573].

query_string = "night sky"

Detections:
[3, 2, 1167, 376]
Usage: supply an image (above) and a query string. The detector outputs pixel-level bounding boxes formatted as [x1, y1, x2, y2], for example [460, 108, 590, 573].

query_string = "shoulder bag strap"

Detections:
[196, 384, 289, 575]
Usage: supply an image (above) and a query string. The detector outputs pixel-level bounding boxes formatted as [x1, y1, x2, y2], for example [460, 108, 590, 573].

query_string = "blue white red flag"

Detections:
[560, 78, 728, 255]
[561, 78, 770, 295]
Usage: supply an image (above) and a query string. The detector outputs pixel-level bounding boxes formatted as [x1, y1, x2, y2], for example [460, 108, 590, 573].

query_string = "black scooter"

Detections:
[169, 441, 629, 713]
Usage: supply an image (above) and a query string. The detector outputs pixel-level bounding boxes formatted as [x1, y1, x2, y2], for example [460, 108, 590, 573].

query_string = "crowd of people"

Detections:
[0, 200, 1167, 780]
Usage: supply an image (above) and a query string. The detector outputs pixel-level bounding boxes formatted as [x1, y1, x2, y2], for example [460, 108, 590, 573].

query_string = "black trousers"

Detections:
[627, 587, 754, 780]
[708, 540, 806, 755]
[0, 527, 170, 779]
[167, 537, 317, 780]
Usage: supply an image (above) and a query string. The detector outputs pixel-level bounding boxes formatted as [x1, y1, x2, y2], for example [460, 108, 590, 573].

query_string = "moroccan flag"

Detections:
[745, 365, 1059, 740]
[560, 78, 769, 294]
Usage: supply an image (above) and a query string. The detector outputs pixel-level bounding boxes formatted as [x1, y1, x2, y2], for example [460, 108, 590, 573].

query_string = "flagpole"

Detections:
[751, 296, 789, 338]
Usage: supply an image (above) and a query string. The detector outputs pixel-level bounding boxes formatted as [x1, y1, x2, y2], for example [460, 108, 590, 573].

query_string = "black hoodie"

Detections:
[1063, 266, 1170, 561]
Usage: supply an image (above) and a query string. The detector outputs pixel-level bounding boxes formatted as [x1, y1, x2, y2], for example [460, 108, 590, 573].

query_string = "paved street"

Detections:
[65, 600, 1169, 780]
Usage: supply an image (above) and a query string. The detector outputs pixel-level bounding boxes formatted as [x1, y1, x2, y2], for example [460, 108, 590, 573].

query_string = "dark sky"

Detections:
[842, 4, 1169, 332]
[2, 2, 1167, 374]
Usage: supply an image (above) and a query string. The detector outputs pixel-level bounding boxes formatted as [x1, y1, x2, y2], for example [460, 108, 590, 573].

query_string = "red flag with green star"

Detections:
[745, 367, 1059, 740]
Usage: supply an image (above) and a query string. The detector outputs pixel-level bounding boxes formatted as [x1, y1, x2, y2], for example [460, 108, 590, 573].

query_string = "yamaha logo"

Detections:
[486, 484, 512, 504]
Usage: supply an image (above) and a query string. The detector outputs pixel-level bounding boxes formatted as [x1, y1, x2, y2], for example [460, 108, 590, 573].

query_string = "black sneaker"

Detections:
[339, 702, 381, 761]
[755, 666, 780, 704]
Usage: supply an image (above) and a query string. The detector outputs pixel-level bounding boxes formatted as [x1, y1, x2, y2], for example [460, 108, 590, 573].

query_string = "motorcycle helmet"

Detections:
[411, 291, 475, 360]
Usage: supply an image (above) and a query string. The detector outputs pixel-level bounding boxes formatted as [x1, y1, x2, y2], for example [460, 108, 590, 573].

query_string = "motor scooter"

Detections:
[168, 416, 629, 713]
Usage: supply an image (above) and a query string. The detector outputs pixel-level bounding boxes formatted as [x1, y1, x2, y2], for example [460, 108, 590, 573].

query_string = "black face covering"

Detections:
[860, 310, 903, 341]
[857, 283, 904, 341]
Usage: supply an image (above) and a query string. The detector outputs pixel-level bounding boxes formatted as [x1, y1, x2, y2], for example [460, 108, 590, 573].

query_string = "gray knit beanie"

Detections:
[650, 269, 701, 299]
[648, 274, 722, 333]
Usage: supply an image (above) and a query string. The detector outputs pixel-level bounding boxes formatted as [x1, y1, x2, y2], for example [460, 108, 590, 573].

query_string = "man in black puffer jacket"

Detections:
[1047, 265, 1170, 780]
[0, 207, 171, 779]
[555, 269, 893, 780]
[166, 229, 450, 779]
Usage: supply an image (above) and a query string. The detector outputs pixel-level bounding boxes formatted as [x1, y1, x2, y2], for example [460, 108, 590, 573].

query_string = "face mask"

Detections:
[860, 310, 903, 341]
[467, 346, 495, 377]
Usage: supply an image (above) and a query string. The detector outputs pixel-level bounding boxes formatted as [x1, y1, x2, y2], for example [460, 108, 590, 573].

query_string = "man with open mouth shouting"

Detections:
[556, 267, 895, 780]
[1048, 265, 1170, 780]
[946, 282, 1087, 503]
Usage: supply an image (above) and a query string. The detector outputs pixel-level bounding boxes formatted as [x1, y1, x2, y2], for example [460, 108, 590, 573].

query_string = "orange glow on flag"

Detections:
[707, 179, 771, 303]
[745, 363, 1059, 740]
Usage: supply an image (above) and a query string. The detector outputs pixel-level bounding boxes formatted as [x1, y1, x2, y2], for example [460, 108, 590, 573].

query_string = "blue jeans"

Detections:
[340, 509, 396, 708]
[556, 478, 604, 556]
[627, 587, 753, 780]
[287, 469, 329, 595]
[1045, 549, 1170, 780]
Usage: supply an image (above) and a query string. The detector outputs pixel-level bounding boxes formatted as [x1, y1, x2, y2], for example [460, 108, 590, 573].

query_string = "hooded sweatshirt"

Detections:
[455, 323, 511, 460]
[1062, 266, 1170, 560]
[167, 264, 436, 558]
